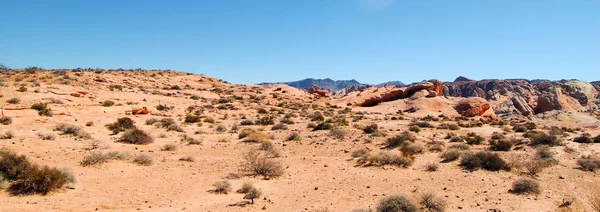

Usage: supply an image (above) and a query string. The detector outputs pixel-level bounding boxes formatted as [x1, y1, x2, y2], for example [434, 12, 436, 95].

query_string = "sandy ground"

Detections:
[0, 70, 599, 212]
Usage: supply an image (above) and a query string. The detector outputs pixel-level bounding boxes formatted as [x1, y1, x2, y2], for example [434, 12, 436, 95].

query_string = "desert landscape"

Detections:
[0, 68, 599, 212]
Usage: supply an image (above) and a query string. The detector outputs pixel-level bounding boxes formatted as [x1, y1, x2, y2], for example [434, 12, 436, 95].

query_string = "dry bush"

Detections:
[448, 143, 470, 150]
[376, 195, 417, 212]
[573, 133, 593, 143]
[271, 123, 288, 130]
[133, 154, 153, 166]
[287, 132, 301, 141]
[31, 102, 52, 117]
[511, 178, 540, 195]
[312, 122, 333, 131]
[237, 182, 254, 194]
[359, 151, 413, 167]
[577, 155, 600, 172]
[489, 137, 516, 151]
[363, 123, 378, 134]
[6, 98, 20, 104]
[239, 149, 284, 178]
[102, 100, 115, 107]
[37, 132, 56, 140]
[259, 140, 281, 157]
[330, 127, 346, 139]
[243, 132, 268, 143]
[105, 117, 136, 134]
[401, 143, 424, 157]
[441, 149, 462, 162]
[80, 152, 108, 167]
[179, 156, 195, 162]
[460, 151, 509, 171]
[419, 192, 446, 212]
[243, 187, 262, 204]
[425, 163, 439, 172]
[161, 144, 177, 151]
[529, 132, 562, 146]
[385, 132, 416, 149]
[54, 123, 91, 139]
[238, 128, 255, 139]
[119, 129, 153, 145]
[213, 180, 231, 194]
[0, 116, 12, 125]
[352, 147, 370, 158]
[0, 131, 14, 139]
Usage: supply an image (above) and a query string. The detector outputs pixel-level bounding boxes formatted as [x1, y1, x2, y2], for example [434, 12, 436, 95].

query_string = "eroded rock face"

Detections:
[354, 79, 444, 106]
[305, 84, 330, 97]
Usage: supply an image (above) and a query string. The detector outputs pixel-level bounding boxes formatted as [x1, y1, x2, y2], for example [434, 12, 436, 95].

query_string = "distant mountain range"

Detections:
[260, 78, 404, 91]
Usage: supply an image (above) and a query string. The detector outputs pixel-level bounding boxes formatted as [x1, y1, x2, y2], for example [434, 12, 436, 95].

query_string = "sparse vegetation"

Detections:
[376, 195, 417, 212]
[577, 155, 600, 172]
[133, 154, 153, 166]
[7, 98, 20, 104]
[419, 192, 446, 212]
[384, 132, 416, 149]
[118, 129, 153, 145]
[53, 123, 91, 139]
[460, 151, 509, 171]
[286, 132, 301, 141]
[105, 117, 136, 134]
[529, 132, 561, 146]
[511, 178, 540, 195]
[0, 116, 12, 125]
[239, 149, 284, 178]
[213, 180, 231, 194]
[102, 100, 115, 107]
[31, 102, 52, 117]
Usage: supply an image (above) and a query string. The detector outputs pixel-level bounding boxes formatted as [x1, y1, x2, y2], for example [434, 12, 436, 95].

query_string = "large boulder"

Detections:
[305, 84, 330, 97]
[455, 97, 493, 117]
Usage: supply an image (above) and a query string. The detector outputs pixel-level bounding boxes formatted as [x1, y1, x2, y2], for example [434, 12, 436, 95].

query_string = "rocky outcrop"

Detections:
[454, 76, 475, 82]
[455, 97, 497, 120]
[353, 79, 444, 106]
[305, 84, 330, 97]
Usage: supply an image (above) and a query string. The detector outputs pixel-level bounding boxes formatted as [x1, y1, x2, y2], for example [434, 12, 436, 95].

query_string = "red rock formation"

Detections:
[305, 84, 330, 97]
[455, 97, 492, 117]
[94, 76, 107, 82]
[428, 79, 444, 96]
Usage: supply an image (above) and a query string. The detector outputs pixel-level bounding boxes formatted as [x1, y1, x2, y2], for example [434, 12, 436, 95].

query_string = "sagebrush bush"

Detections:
[80, 152, 108, 167]
[161, 144, 177, 151]
[6, 98, 20, 104]
[102, 100, 115, 107]
[133, 154, 153, 166]
[105, 117, 136, 134]
[419, 192, 446, 212]
[0, 116, 12, 125]
[243, 187, 262, 204]
[376, 195, 417, 212]
[312, 122, 333, 131]
[448, 143, 470, 150]
[54, 123, 91, 139]
[237, 182, 254, 194]
[425, 163, 438, 172]
[352, 148, 370, 158]
[271, 123, 288, 130]
[119, 129, 153, 145]
[408, 126, 421, 133]
[489, 138, 514, 151]
[238, 129, 255, 139]
[330, 127, 346, 139]
[441, 150, 462, 162]
[385, 132, 416, 149]
[286, 132, 301, 141]
[243, 132, 268, 143]
[529, 132, 561, 146]
[577, 155, 600, 172]
[213, 180, 231, 194]
[360, 151, 413, 167]
[240, 149, 284, 178]
[31, 102, 52, 117]
[363, 123, 378, 134]
[573, 134, 593, 143]
[460, 151, 509, 171]
[401, 143, 424, 156]
[184, 114, 202, 123]
[511, 178, 540, 195]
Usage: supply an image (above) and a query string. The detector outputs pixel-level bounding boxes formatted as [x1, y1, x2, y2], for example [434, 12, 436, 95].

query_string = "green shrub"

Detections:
[286, 132, 301, 141]
[376, 195, 417, 212]
[363, 123, 378, 134]
[465, 135, 484, 145]
[119, 129, 153, 145]
[271, 123, 288, 130]
[411, 121, 433, 128]
[408, 126, 421, 133]
[240, 120, 254, 125]
[184, 114, 202, 123]
[312, 122, 332, 131]
[437, 123, 460, 130]
[31, 103, 52, 117]
[105, 117, 136, 134]
[573, 134, 593, 143]
[529, 133, 561, 146]
[513, 125, 528, 133]
[511, 178, 540, 195]
[489, 138, 515, 151]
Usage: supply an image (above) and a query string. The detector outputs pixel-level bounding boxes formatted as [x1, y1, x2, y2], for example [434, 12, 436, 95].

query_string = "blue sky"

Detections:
[1, 0, 598, 84]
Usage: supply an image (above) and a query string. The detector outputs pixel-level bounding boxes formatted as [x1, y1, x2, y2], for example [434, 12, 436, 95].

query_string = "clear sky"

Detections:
[1, 0, 598, 84]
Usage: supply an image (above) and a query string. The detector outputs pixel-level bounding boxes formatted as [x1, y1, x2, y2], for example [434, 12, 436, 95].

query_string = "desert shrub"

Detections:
[310, 112, 325, 122]
[376, 195, 417, 212]
[460, 151, 509, 171]
[0, 131, 14, 139]
[240, 149, 284, 178]
[133, 154, 153, 166]
[237, 182, 254, 194]
[156, 104, 171, 111]
[437, 123, 460, 130]
[184, 114, 202, 123]
[286, 132, 301, 141]
[161, 144, 177, 151]
[594, 135, 600, 143]
[167, 124, 184, 132]
[449, 143, 469, 151]
[105, 117, 136, 134]
[213, 180, 232, 194]
[280, 117, 295, 124]
[419, 192, 446, 212]
[440, 150, 462, 162]
[577, 155, 600, 172]
[312, 122, 332, 131]
[449, 136, 464, 143]
[106, 151, 127, 160]
[573, 134, 593, 143]
[179, 156, 195, 162]
[513, 125, 528, 133]
[465, 135, 484, 145]
[255, 116, 275, 125]
[408, 126, 421, 133]
[17, 85, 27, 92]
[385, 132, 416, 149]
[85, 121, 94, 127]
[411, 121, 433, 128]
[243, 187, 262, 204]
[429, 143, 444, 152]
[7, 98, 20, 104]
[361, 151, 413, 167]
[8, 165, 73, 195]
[0, 116, 12, 125]
[31, 103, 52, 117]
[243, 132, 268, 143]
[119, 129, 153, 145]
[240, 120, 254, 125]
[238, 129, 255, 139]
[271, 123, 288, 130]
[363, 123, 378, 134]
[186, 137, 202, 145]
[259, 141, 280, 157]
[330, 127, 346, 139]
[425, 163, 439, 172]
[80, 152, 108, 167]
[0, 150, 73, 195]
[401, 143, 424, 156]
[352, 148, 370, 158]
[145, 118, 159, 125]
[53, 123, 90, 139]
[216, 124, 227, 132]
[489, 138, 514, 151]
[204, 117, 215, 123]
[102, 100, 115, 107]
[511, 178, 540, 195]
[529, 132, 561, 146]
[37, 133, 55, 140]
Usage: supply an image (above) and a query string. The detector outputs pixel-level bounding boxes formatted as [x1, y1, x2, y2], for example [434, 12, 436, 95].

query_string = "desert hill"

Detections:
[0, 68, 599, 211]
